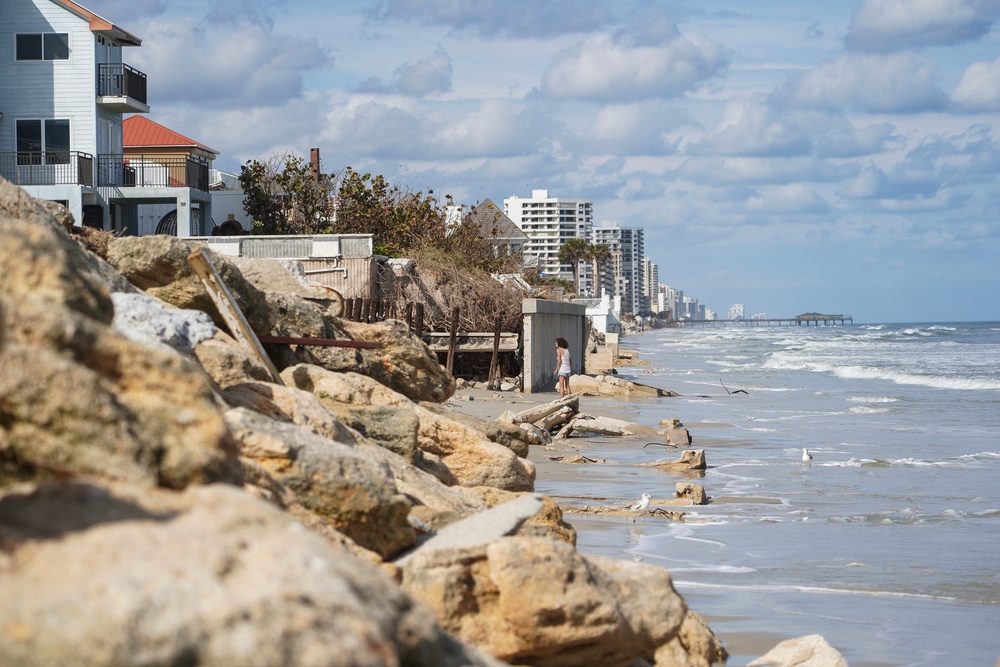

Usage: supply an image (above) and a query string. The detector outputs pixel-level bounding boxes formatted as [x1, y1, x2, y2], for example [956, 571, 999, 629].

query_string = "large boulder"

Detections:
[747, 634, 848, 667]
[297, 317, 456, 403]
[0, 480, 504, 667]
[0, 199, 241, 490]
[221, 380, 487, 525]
[401, 536, 724, 667]
[283, 364, 535, 491]
[223, 406, 415, 559]
[105, 234, 274, 334]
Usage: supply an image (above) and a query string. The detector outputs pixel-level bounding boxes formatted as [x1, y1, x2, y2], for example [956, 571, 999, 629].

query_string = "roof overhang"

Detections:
[50, 0, 142, 46]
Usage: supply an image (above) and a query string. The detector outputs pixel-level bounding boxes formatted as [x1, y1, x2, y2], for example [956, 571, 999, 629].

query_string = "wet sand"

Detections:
[445, 386, 787, 664]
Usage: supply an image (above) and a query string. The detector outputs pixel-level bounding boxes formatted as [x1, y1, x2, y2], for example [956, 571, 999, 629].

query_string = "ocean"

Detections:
[534, 321, 1000, 667]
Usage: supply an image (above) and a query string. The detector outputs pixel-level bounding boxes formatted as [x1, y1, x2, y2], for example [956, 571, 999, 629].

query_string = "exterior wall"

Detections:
[0, 0, 98, 157]
[521, 298, 588, 394]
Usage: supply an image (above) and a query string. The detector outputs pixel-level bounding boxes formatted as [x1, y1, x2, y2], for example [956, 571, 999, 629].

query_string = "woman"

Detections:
[553, 337, 572, 398]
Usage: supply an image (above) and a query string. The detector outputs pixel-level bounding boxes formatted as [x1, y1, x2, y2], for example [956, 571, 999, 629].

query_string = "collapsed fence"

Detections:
[340, 297, 520, 390]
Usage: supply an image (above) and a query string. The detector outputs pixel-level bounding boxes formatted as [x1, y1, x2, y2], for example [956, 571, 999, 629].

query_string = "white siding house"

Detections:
[0, 0, 212, 235]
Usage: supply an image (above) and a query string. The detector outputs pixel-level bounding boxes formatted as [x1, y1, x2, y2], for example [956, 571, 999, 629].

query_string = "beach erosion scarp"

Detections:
[0, 177, 726, 667]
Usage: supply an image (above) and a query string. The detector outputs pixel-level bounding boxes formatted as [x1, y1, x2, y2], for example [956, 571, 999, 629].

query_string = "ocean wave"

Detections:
[670, 580, 960, 602]
[848, 396, 899, 403]
[765, 355, 1000, 391]
[848, 405, 891, 414]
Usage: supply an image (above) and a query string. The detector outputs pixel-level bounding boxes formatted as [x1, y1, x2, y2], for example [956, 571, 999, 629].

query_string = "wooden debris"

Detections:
[258, 335, 383, 349]
[187, 248, 283, 385]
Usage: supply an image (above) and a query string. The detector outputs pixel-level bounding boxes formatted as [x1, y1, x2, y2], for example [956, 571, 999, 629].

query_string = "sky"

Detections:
[82, 0, 1000, 323]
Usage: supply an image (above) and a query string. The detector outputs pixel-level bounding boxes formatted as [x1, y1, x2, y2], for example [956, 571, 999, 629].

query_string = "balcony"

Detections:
[97, 155, 209, 191]
[0, 151, 94, 187]
[96, 63, 149, 113]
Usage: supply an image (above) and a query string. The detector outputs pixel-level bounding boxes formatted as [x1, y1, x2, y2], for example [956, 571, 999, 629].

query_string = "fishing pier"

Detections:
[678, 313, 853, 328]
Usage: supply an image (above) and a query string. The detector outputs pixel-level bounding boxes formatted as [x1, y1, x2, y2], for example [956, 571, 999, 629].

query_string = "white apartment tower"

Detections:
[504, 189, 592, 286]
[641, 258, 658, 313]
[592, 221, 645, 314]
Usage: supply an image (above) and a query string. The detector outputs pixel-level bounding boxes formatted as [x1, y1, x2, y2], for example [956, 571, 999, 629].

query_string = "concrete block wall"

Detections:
[522, 298, 588, 394]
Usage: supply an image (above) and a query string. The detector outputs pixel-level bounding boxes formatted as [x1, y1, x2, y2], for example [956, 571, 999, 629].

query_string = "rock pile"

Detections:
[0, 178, 726, 667]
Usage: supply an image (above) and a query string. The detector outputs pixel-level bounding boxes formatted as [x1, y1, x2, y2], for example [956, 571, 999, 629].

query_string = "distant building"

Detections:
[504, 189, 592, 286]
[642, 257, 658, 313]
[592, 221, 645, 313]
[463, 198, 528, 259]
[728, 304, 745, 321]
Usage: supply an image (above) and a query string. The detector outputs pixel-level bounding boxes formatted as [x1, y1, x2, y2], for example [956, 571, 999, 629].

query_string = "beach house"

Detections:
[0, 0, 213, 234]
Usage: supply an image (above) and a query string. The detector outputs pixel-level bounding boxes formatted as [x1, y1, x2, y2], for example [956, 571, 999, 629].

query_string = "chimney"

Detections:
[310, 147, 320, 181]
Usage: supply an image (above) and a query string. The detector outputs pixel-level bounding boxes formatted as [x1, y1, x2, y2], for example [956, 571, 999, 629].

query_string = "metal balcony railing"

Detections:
[97, 155, 209, 191]
[0, 151, 94, 187]
[97, 63, 148, 105]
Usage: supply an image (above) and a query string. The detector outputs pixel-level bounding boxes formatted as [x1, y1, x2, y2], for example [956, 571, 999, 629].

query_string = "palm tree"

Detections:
[558, 237, 590, 296]
[588, 243, 611, 298]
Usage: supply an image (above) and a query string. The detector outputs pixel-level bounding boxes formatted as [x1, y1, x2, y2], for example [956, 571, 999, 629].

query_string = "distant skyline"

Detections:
[83, 0, 1000, 323]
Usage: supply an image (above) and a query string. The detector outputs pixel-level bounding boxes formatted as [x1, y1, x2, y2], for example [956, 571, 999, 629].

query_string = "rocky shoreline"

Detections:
[0, 180, 849, 666]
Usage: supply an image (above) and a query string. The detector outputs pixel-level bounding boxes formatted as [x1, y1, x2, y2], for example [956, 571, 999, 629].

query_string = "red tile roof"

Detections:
[123, 116, 218, 155]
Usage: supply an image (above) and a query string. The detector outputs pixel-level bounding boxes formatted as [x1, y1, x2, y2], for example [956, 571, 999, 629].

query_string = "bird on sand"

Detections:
[630, 493, 651, 512]
[802, 448, 813, 463]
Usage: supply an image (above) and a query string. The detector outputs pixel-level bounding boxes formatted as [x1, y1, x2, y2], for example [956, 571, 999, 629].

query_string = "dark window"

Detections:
[15, 33, 69, 61]
[16, 119, 70, 165]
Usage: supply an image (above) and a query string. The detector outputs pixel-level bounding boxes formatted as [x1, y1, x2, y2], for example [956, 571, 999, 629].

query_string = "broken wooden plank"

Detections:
[258, 335, 383, 349]
[187, 248, 284, 385]
[511, 395, 579, 425]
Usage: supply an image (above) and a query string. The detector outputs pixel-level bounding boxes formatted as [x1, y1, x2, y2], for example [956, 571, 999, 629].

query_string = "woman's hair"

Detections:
[555, 337, 568, 348]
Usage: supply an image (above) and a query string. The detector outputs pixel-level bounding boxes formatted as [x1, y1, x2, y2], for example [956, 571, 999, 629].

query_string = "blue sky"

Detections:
[84, 0, 1000, 323]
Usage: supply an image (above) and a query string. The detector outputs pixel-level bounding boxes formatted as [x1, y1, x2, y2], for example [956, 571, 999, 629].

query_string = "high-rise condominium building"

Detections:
[504, 189, 592, 285]
[642, 258, 658, 313]
[592, 221, 645, 313]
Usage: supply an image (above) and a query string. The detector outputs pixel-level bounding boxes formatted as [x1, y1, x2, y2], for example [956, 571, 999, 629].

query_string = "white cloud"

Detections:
[131, 20, 328, 109]
[784, 53, 947, 113]
[357, 47, 453, 97]
[951, 57, 1000, 111]
[744, 183, 831, 215]
[366, 0, 614, 37]
[540, 31, 728, 101]
[688, 101, 900, 158]
[846, 0, 999, 52]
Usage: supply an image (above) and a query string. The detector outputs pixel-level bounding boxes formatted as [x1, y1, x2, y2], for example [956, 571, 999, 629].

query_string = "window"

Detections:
[16, 119, 70, 165]
[15, 33, 69, 61]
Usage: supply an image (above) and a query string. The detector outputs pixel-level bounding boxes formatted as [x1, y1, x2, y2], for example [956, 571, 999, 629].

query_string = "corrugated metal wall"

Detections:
[299, 257, 377, 300]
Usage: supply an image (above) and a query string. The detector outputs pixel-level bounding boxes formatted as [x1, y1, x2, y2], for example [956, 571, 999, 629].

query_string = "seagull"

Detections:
[802, 448, 813, 463]
[630, 493, 651, 512]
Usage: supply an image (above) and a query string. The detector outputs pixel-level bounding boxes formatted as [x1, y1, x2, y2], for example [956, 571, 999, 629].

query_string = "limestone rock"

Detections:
[284, 365, 535, 491]
[396, 494, 545, 567]
[194, 330, 275, 388]
[665, 428, 693, 446]
[467, 487, 577, 545]
[111, 291, 217, 353]
[643, 449, 707, 472]
[653, 610, 729, 667]
[0, 480, 504, 667]
[675, 482, 709, 505]
[402, 536, 720, 667]
[0, 321, 241, 489]
[747, 634, 849, 667]
[223, 380, 484, 524]
[569, 374, 677, 398]
[106, 234, 275, 335]
[298, 318, 456, 403]
[223, 406, 415, 558]
[420, 402, 532, 458]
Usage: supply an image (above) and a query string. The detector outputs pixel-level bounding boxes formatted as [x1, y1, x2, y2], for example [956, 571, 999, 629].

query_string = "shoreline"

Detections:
[446, 384, 782, 665]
